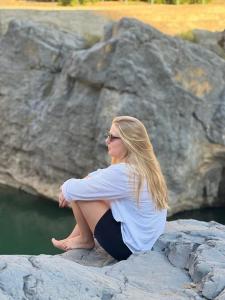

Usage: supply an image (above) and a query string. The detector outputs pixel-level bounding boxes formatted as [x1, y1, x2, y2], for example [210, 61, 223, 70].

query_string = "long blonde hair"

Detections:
[112, 116, 168, 210]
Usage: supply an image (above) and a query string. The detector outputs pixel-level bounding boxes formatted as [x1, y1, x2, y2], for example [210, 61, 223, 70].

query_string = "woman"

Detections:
[52, 116, 168, 261]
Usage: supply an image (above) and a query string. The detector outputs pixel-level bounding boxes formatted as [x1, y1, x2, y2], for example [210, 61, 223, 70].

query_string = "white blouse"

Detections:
[61, 163, 167, 253]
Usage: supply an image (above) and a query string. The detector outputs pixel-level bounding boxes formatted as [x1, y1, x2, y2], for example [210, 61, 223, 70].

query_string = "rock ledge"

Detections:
[0, 220, 225, 299]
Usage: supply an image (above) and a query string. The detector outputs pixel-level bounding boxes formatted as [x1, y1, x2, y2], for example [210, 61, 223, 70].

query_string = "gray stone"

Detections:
[0, 220, 225, 299]
[191, 29, 225, 59]
[166, 240, 197, 269]
[102, 251, 191, 295]
[201, 269, 225, 299]
[216, 288, 225, 300]
[0, 261, 7, 271]
[0, 10, 109, 37]
[0, 18, 225, 214]
[60, 241, 116, 267]
[218, 30, 225, 50]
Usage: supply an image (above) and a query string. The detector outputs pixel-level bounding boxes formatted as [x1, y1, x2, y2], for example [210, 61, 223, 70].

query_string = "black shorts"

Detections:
[94, 209, 132, 261]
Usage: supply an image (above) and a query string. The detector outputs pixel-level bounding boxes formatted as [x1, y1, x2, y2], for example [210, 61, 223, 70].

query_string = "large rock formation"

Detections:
[0, 10, 109, 37]
[0, 220, 225, 299]
[189, 29, 225, 60]
[0, 18, 225, 213]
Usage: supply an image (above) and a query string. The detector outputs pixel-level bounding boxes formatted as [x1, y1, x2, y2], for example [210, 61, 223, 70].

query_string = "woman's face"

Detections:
[106, 123, 127, 162]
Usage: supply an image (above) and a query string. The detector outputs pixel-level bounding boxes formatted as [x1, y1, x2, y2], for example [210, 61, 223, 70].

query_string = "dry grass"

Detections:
[0, 0, 225, 35]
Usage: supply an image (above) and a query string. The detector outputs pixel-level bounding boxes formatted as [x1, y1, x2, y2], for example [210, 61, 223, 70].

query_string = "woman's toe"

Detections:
[51, 238, 67, 251]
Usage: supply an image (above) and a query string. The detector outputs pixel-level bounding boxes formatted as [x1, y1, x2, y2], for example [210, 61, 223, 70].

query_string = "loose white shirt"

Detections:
[61, 163, 167, 253]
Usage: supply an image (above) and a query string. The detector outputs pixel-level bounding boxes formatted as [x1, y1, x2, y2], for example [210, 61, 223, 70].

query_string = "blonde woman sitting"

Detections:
[52, 116, 168, 261]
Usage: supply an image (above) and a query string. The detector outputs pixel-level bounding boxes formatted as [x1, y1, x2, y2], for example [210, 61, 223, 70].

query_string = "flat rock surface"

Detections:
[0, 220, 225, 299]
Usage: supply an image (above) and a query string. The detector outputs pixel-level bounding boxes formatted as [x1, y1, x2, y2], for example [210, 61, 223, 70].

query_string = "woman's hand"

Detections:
[58, 191, 68, 208]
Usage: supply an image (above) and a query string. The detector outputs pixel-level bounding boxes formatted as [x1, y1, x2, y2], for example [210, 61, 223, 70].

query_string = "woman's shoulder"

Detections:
[100, 163, 129, 178]
[89, 163, 127, 176]
[107, 163, 129, 171]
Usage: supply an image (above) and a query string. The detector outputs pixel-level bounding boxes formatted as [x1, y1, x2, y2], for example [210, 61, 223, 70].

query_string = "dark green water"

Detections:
[0, 184, 74, 255]
[0, 184, 225, 255]
[169, 206, 225, 225]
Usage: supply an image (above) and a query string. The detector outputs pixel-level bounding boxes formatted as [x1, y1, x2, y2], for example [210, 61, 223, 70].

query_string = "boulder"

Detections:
[0, 220, 224, 299]
[0, 10, 109, 37]
[218, 29, 225, 51]
[191, 29, 225, 59]
[0, 18, 225, 213]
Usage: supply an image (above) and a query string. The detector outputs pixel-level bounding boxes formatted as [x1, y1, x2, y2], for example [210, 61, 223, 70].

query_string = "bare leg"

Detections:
[54, 224, 80, 246]
[63, 200, 109, 250]
[66, 224, 80, 239]
[64, 200, 109, 239]
[52, 201, 94, 250]
[54, 204, 82, 244]
[52, 200, 109, 251]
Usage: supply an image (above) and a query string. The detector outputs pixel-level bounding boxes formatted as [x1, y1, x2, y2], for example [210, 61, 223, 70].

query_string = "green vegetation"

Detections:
[177, 30, 225, 60]
[58, 0, 211, 5]
[83, 33, 101, 48]
[177, 30, 198, 43]
[58, 0, 76, 6]
[58, 0, 97, 5]
[148, 0, 211, 3]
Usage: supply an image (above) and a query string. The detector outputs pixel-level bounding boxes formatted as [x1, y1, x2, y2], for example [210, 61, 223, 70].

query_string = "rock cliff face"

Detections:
[0, 18, 225, 213]
[0, 10, 109, 37]
[0, 220, 225, 299]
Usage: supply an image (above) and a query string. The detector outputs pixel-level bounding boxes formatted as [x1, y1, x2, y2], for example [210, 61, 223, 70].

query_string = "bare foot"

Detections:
[51, 224, 81, 251]
[51, 238, 67, 251]
[63, 236, 95, 251]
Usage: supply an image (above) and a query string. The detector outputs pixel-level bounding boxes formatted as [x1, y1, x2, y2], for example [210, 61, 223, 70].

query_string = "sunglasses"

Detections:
[106, 133, 121, 142]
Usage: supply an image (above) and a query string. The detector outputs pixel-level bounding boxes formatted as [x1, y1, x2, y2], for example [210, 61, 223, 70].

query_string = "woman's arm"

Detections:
[61, 165, 128, 202]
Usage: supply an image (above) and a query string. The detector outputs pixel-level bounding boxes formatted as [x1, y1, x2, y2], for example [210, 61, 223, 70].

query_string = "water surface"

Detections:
[0, 184, 74, 255]
[1, 184, 225, 255]
[169, 206, 225, 225]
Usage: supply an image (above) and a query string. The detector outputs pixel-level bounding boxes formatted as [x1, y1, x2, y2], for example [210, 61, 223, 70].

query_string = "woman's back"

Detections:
[106, 163, 167, 252]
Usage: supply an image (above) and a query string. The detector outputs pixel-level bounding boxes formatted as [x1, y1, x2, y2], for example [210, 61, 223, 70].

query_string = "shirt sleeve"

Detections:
[87, 168, 103, 177]
[61, 165, 129, 202]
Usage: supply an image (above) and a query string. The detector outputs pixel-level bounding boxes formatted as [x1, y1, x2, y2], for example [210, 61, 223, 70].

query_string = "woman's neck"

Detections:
[111, 157, 127, 164]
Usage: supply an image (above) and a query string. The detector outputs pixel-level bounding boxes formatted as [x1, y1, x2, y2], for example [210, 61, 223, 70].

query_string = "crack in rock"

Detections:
[0, 261, 7, 271]
[23, 275, 38, 300]
[101, 292, 114, 300]
[28, 256, 41, 269]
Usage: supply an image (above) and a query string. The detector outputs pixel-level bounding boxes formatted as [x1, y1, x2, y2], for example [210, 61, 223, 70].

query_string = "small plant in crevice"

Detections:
[57, 0, 77, 6]
[57, 0, 98, 6]
[177, 30, 198, 43]
[83, 33, 101, 49]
